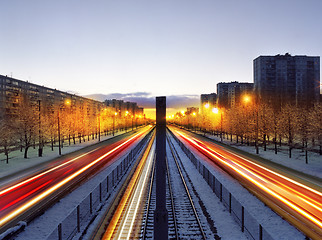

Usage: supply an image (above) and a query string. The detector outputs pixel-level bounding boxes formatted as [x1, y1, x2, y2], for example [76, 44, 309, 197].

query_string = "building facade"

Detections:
[0, 75, 106, 120]
[254, 54, 320, 108]
[200, 93, 217, 113]
[217, 82, 254, 108]
[0, 75, 144, 122]
[104, 99, 143, 117]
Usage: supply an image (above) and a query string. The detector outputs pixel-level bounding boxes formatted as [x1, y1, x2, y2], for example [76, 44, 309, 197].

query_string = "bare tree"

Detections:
[309, 103, 322, 155]
[280, 105, 298, 158]
[0, 119, 16, 163]
[15, 93, 38, 158]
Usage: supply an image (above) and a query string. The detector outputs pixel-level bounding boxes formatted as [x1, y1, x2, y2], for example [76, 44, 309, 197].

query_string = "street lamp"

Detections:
[192, 112, 196, 131]
[57, 110, 61, 155]
[125, 111, 129, 132]
[212, 108, 219, 114]
[38, 100, 43, 157]
[243, 95, 251, 104]
[98, 106, 101, 142]
[57, 100, 70, 155]
[213, 108, 223, 141]
[113, 112, 117, 136]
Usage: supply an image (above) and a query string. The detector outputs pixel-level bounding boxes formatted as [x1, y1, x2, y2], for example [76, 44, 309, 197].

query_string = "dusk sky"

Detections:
[1, 0, 321, 117]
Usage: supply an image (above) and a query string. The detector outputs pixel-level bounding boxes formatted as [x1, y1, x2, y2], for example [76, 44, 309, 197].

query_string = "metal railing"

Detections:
[47, 129, 153, 240]
[168, 129, 275, 240]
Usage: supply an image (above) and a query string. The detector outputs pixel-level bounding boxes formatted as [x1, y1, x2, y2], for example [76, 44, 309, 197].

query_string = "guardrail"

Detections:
[47, 129, 153, 240]
[169, 129, 275, 240]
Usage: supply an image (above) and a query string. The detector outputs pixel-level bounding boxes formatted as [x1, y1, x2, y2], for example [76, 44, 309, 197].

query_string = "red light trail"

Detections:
[0, 129, 148, 231]
[171, 127, 322, 239]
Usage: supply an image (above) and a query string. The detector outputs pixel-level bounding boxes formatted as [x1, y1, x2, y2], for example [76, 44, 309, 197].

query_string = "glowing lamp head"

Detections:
[243, 95, 251, 103]
[212, 108, 219, 114]
[192, 112, 196, 116]
[204, 103, 209, 109]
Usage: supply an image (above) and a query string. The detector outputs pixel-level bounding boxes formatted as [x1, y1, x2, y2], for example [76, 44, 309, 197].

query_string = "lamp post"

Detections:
[58, 110, 61, 155]
[125, 111, 129, 132]
[220, 111, 223, 142]
[243, 94, 259, 154]
[212, 108, 223, 141]
[98, 106, 101, 142]
[192, 112, 196, 131]
[57, 100, 70, 155]
[38, 100, 43, 157]
[113, 112, 117, 136]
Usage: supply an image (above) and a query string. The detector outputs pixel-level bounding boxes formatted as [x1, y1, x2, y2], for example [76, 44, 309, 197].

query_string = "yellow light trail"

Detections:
[0, 131, 145, 228]
[102, 134, 155, 240]
[175, 130, 322, 230]
[118, 144, 154, 239]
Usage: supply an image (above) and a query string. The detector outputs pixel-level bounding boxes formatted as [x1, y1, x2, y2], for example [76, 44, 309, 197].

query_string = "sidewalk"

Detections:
[0, 130, 128, 179]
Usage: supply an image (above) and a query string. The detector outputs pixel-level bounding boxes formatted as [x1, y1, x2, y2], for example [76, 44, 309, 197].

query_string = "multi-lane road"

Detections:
[170, 126, 322, 240]
[1, 125, 321, 239]
[0, 126, 151, 235]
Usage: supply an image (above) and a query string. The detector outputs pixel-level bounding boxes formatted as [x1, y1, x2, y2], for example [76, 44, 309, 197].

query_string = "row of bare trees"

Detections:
[0, 93, 144, 162]
[172, 102, 322, 163]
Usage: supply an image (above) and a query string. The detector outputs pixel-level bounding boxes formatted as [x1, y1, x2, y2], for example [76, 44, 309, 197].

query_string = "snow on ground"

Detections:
[178, 136, 306, 240]
[167, 139, 249, 240]
[196, 131, 322, 180]
[0, 131, 127, 179]
[13, 137, 139, 240]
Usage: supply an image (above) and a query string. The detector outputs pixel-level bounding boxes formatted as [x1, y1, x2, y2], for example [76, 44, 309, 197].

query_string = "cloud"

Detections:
[84, 92, 200, 109]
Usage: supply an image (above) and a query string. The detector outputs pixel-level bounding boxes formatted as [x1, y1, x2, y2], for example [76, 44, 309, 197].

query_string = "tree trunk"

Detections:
[305, 140, 308, 164]
[24, 146, 29, 159]
[6, 152, 9, 164]
[263, 134, 266, 151]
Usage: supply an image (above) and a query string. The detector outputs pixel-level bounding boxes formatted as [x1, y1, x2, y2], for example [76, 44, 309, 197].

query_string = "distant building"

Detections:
[254, 53, 320, 108]
[0, 74, 104, 120]
[200, 93, 217, 113]
[186, 107, 199, 115]
[104, 99, 143, 117]
[0, 75, 144, 124]
[217, 83, 229, 108]
[217, 81, 253, 108]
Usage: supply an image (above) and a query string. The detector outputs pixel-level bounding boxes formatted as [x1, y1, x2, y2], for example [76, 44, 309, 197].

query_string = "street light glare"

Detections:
[212, 108, 219, 114]
[243, 95, 251, 103]
[204, 103, 209, 109]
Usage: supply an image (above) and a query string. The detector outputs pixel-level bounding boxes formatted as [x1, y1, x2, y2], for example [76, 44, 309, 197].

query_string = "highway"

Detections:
[0, 126, 151, 235]
[169, 126, 322, 240]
